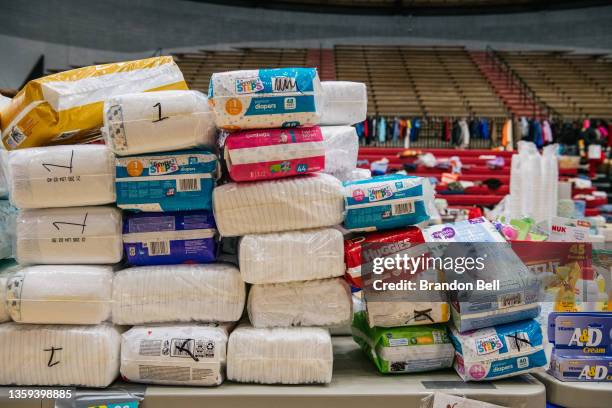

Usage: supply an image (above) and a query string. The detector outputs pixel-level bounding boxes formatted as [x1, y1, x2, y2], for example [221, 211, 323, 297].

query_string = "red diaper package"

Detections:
[344, 227, 426, 288]
[224, 126, 325, 182]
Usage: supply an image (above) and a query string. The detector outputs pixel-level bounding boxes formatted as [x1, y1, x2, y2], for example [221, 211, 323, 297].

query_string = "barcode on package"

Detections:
[147, 241, 170, 256]
[392, 201, 415, 215]
[177, 178, 201, 192]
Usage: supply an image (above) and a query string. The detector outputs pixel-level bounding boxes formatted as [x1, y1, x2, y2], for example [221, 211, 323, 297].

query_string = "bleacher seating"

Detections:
[500, 51, 612, 118]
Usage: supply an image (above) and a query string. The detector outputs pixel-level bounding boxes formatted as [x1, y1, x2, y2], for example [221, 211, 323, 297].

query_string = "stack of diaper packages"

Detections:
[423, 217, 548, 381]
[209, 67, 365, 385]
[547, 312, 612, 382]
[1, 144, 122, 387]
[101, 88, 248, 387]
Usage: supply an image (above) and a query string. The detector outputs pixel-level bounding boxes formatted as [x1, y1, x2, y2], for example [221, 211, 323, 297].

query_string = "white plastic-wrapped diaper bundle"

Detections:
[227, 325, 333, 384]
[508, 153, 522, 219]
[15, 206, 123, 265]
[121, 324, 229, 386]
[6, 265, 113, 324]
[102, 90, 216, 156]
[0, 323, 121, 387]
[541, 144, 559, 224]
[112, 264, 245, 325]
[319, 81, 367, 126]
[213, 173, 344, 237]
[365, 301, 450, 328]
[341, 167, 371, 182]
[248, 278, 352, 328]
[239, 228, 344, 284]
[7, 145, 115, 209]
[209, 68, 323, 130]
[320, 126, 359, 178]
[0, 260, 19, 322]
[0, 149, 8, 198]
[0, 200, 15, 259]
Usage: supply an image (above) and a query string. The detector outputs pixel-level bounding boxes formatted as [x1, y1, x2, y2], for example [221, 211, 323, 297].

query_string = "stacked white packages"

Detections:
[227, 325, 333, 384]
[102, 90, 216, 156]
[239, 228, 344, 284]
[7, 145, 116, 209]
[15, 206, 123, 265]
[248, 278, 352, 328]
[121, 324, 229, 386]
[319, 81, 367, 126]
[112, 264, 245, 325]
[213, 173, 344, 237]
[6, 265, 113, 324]
[0, 261, 19, 322]
[320, 126, 359, 180]
[0, 323, 121, 387]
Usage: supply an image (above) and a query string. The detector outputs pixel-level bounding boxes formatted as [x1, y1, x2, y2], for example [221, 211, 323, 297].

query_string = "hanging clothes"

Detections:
[480, 119, 490, 140]
[451, 120, 461, 146]
[410, 118, 421, 142]
[533, 120, 543, 148]
[377, 117, 386, 144]
[459, 119, 470, 148]
[502, 119, 513, 151]
[520, 117, 529, 139]
[542, 120, 553, 144]
[444, 118, 451, 142]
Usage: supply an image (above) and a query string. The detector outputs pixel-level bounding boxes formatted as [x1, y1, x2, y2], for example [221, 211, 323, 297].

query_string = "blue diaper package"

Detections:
[116, 150, 217, 212]
[547, 312, 612, 356]
[450, 319, 547, 381]
[123, 211, 216, 266]
[343, 174, 430, 231]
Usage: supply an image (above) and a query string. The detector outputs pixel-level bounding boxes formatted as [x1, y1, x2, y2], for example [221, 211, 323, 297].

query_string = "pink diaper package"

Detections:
[224, 127, 325, 182]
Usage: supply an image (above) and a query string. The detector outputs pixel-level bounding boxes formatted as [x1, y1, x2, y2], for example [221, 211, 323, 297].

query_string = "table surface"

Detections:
[533, 371, 612, 408]
[0, 336, 547, 408]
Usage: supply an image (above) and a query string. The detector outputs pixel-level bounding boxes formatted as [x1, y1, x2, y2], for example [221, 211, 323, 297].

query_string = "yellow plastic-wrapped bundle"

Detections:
[1, 56, 187, 150]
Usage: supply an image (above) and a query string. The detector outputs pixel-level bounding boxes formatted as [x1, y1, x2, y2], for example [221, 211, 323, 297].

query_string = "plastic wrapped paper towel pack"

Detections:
[319, 81, 367, 126]
[15, 206, 123, 265]
[7, 145, 115, 209]
[248, 278, 352, 328]
[320, 126, 359, 177]
[208, 68, 323, 130]
[121, 324, 229, 386]
[103, 90, 216, 156]
[1, 56, 187, 150]
[5, 265, 113, 325]
[115, 149, 217, 212]
[112, 264, 245, 325]
[352, 311, 454, 374]
[0, 323, 121, 387]
[213, 172, 345, 237]
[123, 211, 216, 266]
[239, 228, 344, 284]
[227, 325, 333, 384]
[0, 260, 19, 322]
[449, 319, 547, 381]
[224, 127, 325, 182]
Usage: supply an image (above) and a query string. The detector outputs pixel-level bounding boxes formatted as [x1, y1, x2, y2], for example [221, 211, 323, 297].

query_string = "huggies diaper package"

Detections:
[209, 68, 322, 130]
[103, 90, 216, 156]
[449, 319, 547, 381]
[224, 127, 324, 182]
[116, 150, 217, 212]
[343, 174, 430, 232]
[123, 211, 216, 266]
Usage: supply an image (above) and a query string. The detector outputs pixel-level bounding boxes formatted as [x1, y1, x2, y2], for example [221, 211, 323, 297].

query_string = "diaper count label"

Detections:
[88, 403, 138, 408]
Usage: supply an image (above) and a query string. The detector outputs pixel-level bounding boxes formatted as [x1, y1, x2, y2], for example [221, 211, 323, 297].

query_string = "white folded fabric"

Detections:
[7, 145, 115, 209]
[319, 81, 367, 126]
[0, 323, 121, 387]
[320, 126, 359, 176]
[121, 324, 229, 386]
[6, 265, 113, 325]
[248, 278, 352, 328]
[227, 325, 333, 384]
[112, 264, 245, 325]
[15, 206, 123, 265]
[239, 228, 344, 284]
[213, 173, 345, 237]
[102, 90, 216, 156]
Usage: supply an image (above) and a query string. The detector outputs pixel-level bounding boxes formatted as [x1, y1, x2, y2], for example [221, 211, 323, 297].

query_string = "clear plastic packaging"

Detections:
[6, 265, 113, 325]
[224, 127, 325, 182]
[213, 172, 345, 237]
[0, 260, 19, 322]
[239, 227, 344, 284]
[208, 68, 323, 130]
[420, 392, 508, 408]
[102, 90, 216, 156]
[227, 325, 333, 384]
[121, 324, 229, 386]
[366, 301, 450, 328]
[320, 125, 359, 176]
[15, 206, 123, 265]
[0, 200, 16, 259]
[0, 149, 8, 198]
[352, 311, 454, 374]
[248, 277, 352, 328]
[0, 323, 121, 387]
[319, 81, 367, 126]
[112, 263, 245, 325]
[7, 145, 115, 209]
